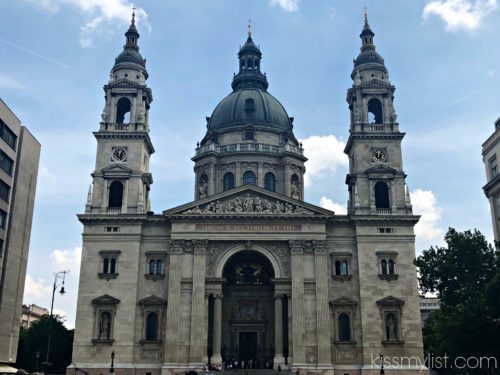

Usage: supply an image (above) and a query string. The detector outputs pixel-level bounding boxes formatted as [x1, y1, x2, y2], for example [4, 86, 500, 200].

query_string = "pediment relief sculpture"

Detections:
[182, 193, 314, 215]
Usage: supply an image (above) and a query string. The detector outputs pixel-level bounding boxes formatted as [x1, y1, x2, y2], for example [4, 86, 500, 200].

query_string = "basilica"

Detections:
[71, 11, 426, 375]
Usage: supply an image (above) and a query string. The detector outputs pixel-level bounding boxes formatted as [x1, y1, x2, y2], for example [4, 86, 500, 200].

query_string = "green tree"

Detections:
[16, 315, 73, 374]
[415, 228, 500, 374]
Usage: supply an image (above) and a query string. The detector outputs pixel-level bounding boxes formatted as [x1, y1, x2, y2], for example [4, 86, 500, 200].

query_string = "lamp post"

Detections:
[110, 351, 115, 374]
[380, 353, 385, 375]
[42, 270, 68, 375]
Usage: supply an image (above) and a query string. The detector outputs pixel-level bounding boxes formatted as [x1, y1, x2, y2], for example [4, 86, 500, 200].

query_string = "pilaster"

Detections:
[289, 240, 306, 365]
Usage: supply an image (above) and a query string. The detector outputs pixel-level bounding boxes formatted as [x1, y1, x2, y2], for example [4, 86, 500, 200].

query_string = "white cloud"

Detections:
[423, 0, 497, 31]
[319, 196, 347, 214]
[0, 73, 28, 91]
[299, 135, 348, 187]
[326, 6, 336, 18]
[50, 246, 82, 276]
[269, 0, 299, 12]
[410, 189, 444, 241]
[24, 275, 52, 300]
[25, 0, 150, 47]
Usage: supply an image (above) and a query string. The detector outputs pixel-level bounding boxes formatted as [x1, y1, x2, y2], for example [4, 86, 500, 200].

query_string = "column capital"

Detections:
[169, 240, 184, 255]
[193, 240, 209, 255]
[274, 293, 285, 300]
[213, 293, 223, 300]
[313, 240, 328, 255]
[289, 240, 304, 255]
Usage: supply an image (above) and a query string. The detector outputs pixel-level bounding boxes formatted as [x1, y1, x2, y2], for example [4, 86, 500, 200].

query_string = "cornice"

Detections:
[344, 132, 405, 154]
[93, 131, 155, 154]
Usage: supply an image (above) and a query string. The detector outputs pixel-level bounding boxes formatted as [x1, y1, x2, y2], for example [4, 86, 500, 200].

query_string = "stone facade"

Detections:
[71, 15, 426, 375]
[0, 99, 40, 365]
[482, 118, 500, 241]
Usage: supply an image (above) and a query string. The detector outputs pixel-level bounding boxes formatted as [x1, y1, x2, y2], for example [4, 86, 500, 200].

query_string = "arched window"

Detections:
[245, 130, 255, 140]
[264, 172, 276, 192]
[338, 313, 351, 341]
[110, 258, 116, 274]
[243, 171, 256, 185]
[335, 261, 341, 276]
[381, 259, 387, 275]
[245, 98, 255, 112]
[223, 172, 235, 191]
[116, 97, 131, 124]
[388, 259, 395, 275]
[145, 312, 159, 341]
[156, 260, 163, 275]
[341, 261, 349, 276]
[108, 181, 124, 208]
[149, 259, 156, 275]
[368, 98, 383, 124]
[103, 258, 109, 274]
[374, 181, 390, 209]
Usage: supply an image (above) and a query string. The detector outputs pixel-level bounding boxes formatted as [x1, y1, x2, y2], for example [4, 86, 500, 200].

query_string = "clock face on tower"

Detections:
[371, 148, 387, 162]
[111, 147, 127, 162]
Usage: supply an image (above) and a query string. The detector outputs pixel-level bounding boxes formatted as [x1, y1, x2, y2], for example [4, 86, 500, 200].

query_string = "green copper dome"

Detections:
[207, 32, 292, 132]
[208, 88, 292, 131]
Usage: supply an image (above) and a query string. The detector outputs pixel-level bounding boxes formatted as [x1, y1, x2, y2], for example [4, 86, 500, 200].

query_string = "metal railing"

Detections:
[195, 142, 303, 156]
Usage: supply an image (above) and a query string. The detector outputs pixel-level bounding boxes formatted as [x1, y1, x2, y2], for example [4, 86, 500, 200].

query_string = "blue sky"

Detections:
[0, 0, 497, 328]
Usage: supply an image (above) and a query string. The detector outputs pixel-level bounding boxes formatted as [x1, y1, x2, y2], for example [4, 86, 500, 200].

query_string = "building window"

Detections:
[245, 98, 255, 111]
[374, 181, 390, 209]
[490, 156, 498, 178]
[331, 253, 352, 281]
[0, 120, 17, 150]
[98, 250, 121, 280]
[0, 209, 7, 229]
[223, 172, 235, 191]
[330, 297, 357, 344]
[377, 251, 398, 281]
[145, 251, 167, 281]
[338, 313, 351, 341]
[243, 171, 256, 185]
[116, 97, 131, 124]
[139, 295, 166, 344]
[245, 130, 255, 140]
[146, 312, 159, 340]
[108, 181, 124, 209]
[0, 180, 9, 202]
[0, 151, 13, 176]
[264, 172, 276, 192]
[368, 98, 383, 124]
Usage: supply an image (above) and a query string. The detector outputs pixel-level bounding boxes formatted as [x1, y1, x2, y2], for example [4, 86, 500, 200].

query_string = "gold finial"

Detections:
[131, 6, 136, 24]
[248, 18, 252, 37]
[363, 6, 369, 26]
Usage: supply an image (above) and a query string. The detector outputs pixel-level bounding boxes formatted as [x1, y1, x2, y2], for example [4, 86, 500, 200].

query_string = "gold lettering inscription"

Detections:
[195, 224, 302, 232]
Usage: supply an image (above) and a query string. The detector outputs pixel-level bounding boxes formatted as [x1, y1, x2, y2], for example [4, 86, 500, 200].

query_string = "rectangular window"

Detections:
[0, 179, 10, 202]
[0, 151, 13, 176]
[0, 209, 7, 228]
[490, 156, 499, 179]
[0, 120, 17, 151]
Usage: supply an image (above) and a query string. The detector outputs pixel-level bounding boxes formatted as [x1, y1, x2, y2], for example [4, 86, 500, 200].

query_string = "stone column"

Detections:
[190, 240, 208, 364]
[236, 161, 241, 187]
[257, 161, 264, 188]
[164, 240, 184, 363]
[287, 295, 293, 366]
[314, 241, 332, 367]
[274, 294, 285, 367]
[211, 293, 223, 367]
[209, 163, 216, 196]
[202, 294, 210, 364]
[289, 241, 305, 365]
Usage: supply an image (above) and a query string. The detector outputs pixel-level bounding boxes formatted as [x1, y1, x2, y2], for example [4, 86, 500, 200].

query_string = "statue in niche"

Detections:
[391, 112, 398, 123]
[98, 311, 111, 340]
[199, 180, 208, 199]
[243, 194, 254, 212]
[291, 180, 300, 200]
[137, 109, 145, 123]
[274, 200, 284, 213]
[101, 111, 108, 122]
[353, 107, 361, 123]
[385, 313, 398, 340]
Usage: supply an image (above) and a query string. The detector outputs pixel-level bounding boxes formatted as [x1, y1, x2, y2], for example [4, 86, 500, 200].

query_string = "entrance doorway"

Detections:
[239, 332, 257, 363]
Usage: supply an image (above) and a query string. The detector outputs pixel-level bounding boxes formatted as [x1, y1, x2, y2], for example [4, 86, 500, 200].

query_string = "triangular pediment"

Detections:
[105, 78, 143, 90]
[97, 164, 134, 179]
[376, 296, 405, 307]
[91, 294, 121, 306]
[163, 185, 334, 217]
[138, 295, 167, 306]
[360, 79, 391, 90]
[330, 296, 357, 307]
[364, 164, 398, 175]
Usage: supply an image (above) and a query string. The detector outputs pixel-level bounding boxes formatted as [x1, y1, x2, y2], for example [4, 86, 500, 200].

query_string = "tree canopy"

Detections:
[415, 228, 500, 374]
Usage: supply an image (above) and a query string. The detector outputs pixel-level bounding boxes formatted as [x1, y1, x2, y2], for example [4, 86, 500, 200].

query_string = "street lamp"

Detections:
[380, 353, 385, 375]
[110, 351, 115, 374]
[42, 270, 68, 375]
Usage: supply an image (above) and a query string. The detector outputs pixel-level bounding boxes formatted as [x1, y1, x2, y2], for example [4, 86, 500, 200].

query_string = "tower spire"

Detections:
[248, 19, 252, 38]
[132, 6, 136, 25]
[364, 6, 369, 27]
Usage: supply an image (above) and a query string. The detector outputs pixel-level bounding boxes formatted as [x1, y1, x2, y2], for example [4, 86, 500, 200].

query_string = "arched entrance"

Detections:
[217, 250, 278, 368]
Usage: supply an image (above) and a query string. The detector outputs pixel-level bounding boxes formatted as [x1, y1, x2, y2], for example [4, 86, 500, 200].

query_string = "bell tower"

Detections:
[86, 11, 154, 214]
[345, 12, 412, 216]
